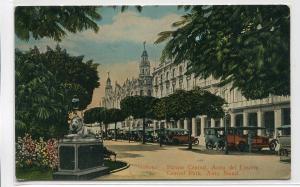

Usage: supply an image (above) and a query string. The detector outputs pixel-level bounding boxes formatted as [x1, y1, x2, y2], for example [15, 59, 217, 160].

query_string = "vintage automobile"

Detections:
[125, 127, 155, 142]
[144, 128, 156, 142]
[161, 128, 199, 145]
[204, 127, 225, 150]
[226, 126, 271, 152]
[277, 125, 291, 160]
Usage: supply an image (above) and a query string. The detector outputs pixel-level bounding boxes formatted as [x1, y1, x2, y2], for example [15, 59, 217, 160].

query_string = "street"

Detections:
[96, 140, 290, 180]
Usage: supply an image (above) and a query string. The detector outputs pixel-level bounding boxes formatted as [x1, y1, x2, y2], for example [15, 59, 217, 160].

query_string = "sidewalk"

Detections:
[95, 140, 290, 180]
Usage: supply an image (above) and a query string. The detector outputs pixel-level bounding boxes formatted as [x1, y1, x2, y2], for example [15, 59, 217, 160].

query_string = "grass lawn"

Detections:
[16, 167, 53, 181]
[16, 160, 127, 181]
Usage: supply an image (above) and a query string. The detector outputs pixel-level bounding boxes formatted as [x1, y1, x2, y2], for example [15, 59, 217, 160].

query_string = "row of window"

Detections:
[154, 65, 184, 85]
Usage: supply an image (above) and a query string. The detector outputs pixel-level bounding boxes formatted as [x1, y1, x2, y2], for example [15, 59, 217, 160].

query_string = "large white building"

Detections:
[151, 60, 290, 144]
[101, 44, 290, 145]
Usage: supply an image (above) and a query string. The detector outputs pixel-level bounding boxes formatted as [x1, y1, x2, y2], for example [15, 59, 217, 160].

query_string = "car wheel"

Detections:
[269, 140, 278, 151]
[193, 139, 199, 145]
[238, 142, 248, 152]
[217, 141, 225, 151]
[206, 141, 214, 150]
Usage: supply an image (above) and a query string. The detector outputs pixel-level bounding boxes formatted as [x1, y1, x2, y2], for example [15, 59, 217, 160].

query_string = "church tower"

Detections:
[138, 41, 152, 96]
[105, 72, 112, 96]
[139, 41, 151, 77]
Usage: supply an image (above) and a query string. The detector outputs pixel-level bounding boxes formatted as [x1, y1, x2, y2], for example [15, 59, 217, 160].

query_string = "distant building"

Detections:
[101, 42, 153, 109]
[152, 60, 290, 144]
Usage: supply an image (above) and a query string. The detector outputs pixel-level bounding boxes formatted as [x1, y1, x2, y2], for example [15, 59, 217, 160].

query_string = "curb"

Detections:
[109, 160, 130, 174]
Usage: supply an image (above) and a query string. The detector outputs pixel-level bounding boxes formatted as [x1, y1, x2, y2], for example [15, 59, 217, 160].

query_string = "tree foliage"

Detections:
[16, 45, 100, 138]
[152, 97, 168, 120]
[104, 108, 124, 124]
[15, 6, 144, 42]
[120, 96, 156, 119]
[15, 6, 102, 42]
[83, 107, 106, 124]
[155, 5, 290, 99]
[153, 88, 226, 121]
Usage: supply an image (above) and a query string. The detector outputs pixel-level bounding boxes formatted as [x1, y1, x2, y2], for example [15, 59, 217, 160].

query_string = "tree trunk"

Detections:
[114, 122, 117, 141]
[142, 118, 146, 144]
[188, 118, 192, 149]
[105, 123, 108, 138]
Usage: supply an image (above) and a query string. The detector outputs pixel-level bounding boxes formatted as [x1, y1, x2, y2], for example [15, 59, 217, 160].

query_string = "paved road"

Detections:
[95, 140, 290, 180]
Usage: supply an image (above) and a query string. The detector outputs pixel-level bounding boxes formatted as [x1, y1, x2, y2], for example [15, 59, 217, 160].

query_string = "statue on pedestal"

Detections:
[53, 96, 108, 180]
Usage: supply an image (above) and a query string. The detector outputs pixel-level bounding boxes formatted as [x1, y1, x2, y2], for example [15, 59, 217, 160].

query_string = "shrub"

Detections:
[16, 134, 58, 170]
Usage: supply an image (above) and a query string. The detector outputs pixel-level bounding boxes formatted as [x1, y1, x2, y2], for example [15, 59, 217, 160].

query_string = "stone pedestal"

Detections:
[53, 137, 109, 180]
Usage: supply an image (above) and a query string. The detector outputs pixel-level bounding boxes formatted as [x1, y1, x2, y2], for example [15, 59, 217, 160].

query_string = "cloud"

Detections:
[72, 11, 181, 44]
[15, 9, 181, 109]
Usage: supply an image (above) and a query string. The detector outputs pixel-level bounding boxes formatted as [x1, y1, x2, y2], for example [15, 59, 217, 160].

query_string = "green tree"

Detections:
[83, 107, 106, 124]
[152, 97, 168, 120]
[15, 6, 143, 42]
[105, 108, 125, 141]
[155, 5, 290, 99]
[189, 87, 226, 119]
[16, 46, 100, 138]
[120, 96, 156, 144]
[15, 6, 101, 41]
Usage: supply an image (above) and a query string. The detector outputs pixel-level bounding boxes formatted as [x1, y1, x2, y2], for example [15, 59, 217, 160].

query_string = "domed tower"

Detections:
[105, 72, 113, 96]
[139, 41, 151, 77]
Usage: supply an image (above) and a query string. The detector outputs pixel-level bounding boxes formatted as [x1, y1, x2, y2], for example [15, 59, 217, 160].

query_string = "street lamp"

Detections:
[72, 95, 80, 111]
[224, 103, 229, 155]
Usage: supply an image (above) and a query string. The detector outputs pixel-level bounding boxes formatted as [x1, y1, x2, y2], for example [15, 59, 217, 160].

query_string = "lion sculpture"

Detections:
[65, 115, 99, 138]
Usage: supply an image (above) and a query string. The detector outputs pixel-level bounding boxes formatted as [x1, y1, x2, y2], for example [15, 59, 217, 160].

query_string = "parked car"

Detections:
[226, 126, 271, 152]
[161, 128, 199, 145]
[204, 127, 225, 150]
[277, 125, 291, 160]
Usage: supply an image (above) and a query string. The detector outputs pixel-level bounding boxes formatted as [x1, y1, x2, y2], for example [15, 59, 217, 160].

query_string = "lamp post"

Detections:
[224, 103, 229, 155]
[72, 95, 80, 111]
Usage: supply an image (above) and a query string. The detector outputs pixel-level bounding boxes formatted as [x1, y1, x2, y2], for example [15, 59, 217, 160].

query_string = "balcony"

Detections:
[229, 95, 290, 110]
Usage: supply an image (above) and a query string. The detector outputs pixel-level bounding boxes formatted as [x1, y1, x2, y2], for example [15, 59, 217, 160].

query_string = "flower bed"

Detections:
[16, 134, 58, 170]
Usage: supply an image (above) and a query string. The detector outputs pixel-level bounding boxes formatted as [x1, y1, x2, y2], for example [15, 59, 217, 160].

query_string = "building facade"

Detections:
[101, 43, 153, 109]
[100, 44, 290, 145]
[151, 60, 290, 144]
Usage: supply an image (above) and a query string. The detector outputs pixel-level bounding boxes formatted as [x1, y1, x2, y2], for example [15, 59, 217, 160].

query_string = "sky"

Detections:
[15, 6, 186, 108]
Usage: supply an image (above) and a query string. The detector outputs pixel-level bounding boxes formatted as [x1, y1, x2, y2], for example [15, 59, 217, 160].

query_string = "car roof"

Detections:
[204, 126, 266, 130]
[277, 125, 291, 129]
[164, 128, 188, 132]
[204, 127, 225, 130]
[233, 126, 266, 130]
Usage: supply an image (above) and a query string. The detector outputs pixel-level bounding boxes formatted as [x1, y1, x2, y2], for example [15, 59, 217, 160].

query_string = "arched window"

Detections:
[166, 72, 169, 80]
[147, 90, 151, 96]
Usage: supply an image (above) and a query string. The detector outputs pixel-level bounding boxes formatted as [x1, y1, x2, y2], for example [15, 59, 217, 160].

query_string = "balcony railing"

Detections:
[229, 95, 290, 109]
